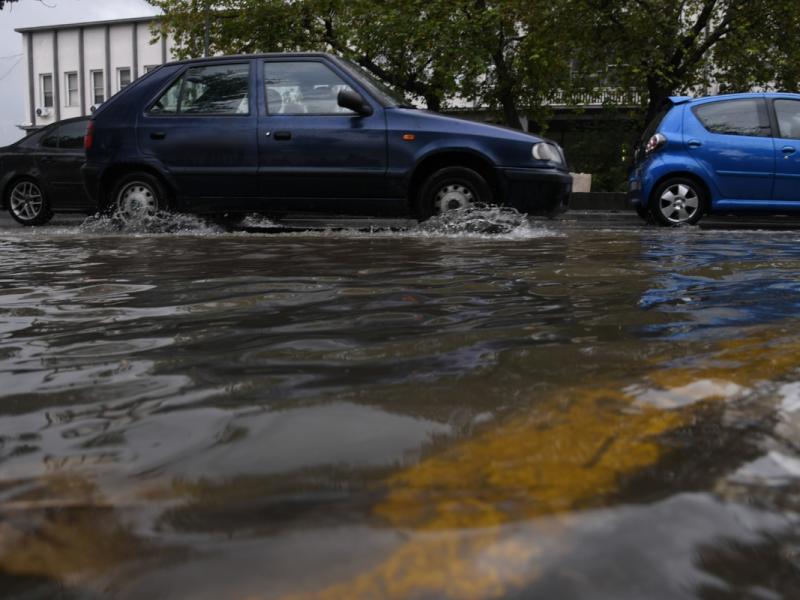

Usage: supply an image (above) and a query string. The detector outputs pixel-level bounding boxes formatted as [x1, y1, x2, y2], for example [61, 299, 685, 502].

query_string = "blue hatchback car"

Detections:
[82, 53, 571, 223]
[629, 93, 800, 225]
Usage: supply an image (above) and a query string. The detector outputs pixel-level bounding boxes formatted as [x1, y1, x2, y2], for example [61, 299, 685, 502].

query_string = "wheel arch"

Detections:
[100, 163, 175, 210]
[648, 171, 712, 212]
[408, 150, 500, 215]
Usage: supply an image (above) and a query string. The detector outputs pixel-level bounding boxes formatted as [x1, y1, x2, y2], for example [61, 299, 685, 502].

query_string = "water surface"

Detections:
[1, 211, 799, 599]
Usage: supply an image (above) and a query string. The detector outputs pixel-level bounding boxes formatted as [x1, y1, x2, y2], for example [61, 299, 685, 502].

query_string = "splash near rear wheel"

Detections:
[110, 172, 167, 224]
[652, 177, 705, 226]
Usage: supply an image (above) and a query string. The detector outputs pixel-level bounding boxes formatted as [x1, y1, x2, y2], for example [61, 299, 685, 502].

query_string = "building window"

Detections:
[40, 74, 53, 108]
[143, 65, 158, 74]
[91, 70, 104, 105]
[118, 67, 131, 92]
[65, 72, 78, 107]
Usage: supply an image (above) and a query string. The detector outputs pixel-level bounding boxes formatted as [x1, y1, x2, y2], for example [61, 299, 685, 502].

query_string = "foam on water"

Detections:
[79, 211, 224, 235]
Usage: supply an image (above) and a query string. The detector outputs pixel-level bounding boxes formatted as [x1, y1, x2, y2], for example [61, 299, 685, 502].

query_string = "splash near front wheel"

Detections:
[417, 167, 493, 221]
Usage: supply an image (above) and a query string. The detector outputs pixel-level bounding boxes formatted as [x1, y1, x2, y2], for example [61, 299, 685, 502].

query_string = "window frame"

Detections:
[117, 67, 132, 92]
[91, 69, 105, 105]
[64, 71, 79, 107]
[691, 98, 772, 138]
[771, 98, 800, 140]
[40, 73, 54, 108]
[262, 59, 360, 117]
[144, 60, 253, 118]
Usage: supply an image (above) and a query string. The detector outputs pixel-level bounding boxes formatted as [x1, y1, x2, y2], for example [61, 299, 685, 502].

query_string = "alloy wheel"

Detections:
[9, 181, 44, 221]
[658, 183, 700, 224]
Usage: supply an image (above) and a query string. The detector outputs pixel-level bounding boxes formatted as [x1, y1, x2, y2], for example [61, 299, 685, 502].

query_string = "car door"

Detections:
[258, 59, 387, 212]
[38, 119, 91, 208]
[771, 98, 800, 202]
[684, 98, 775, 201]
[138, 61, 258, 205]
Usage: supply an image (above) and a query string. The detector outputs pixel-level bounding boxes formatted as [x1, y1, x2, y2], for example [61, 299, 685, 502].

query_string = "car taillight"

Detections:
[84, 121, 94, 151]
[644, 133, 667, 155]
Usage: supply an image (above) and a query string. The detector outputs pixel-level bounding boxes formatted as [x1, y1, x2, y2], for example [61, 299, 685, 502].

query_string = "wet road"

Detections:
[1, 210, 800, 599]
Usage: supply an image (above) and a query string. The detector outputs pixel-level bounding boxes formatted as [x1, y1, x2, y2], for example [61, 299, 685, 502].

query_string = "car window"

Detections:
[41, 127, 59, 148]
[693, 99, 771, 137]
[58, 120, 88, 149]
[264, 61, 355, 116]
[16, 128, 48, 149]
[774, 100, 800, 140]
[150, 63, 250, 115]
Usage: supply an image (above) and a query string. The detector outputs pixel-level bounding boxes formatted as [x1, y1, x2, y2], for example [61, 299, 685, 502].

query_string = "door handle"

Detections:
[783, 146, 796, 157]
[687, 139, 702, 148]
[274, 131, 292, 141]
[150, 132, 166, 140]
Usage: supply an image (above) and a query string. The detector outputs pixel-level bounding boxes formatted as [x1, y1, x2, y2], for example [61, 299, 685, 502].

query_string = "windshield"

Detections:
[335, 58, 409, 108]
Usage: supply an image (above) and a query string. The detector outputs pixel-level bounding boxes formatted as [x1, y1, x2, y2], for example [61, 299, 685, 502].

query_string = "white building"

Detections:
[15, 16, 179, 131]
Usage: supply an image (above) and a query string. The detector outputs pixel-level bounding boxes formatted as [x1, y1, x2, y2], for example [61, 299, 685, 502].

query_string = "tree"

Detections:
[148, 0, 584, 129]
[583, 0, 800, 126]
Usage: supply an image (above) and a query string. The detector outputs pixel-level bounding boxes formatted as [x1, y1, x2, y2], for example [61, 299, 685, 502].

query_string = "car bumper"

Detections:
[497, 167, 572, 215]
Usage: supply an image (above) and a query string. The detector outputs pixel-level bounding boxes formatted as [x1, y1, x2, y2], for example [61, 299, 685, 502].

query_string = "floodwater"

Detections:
[1, 209, 799, 599]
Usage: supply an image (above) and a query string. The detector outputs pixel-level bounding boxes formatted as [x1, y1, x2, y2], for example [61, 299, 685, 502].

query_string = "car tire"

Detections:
[651, 177, 706, 226]
[6, 178, 53, 226]
[417, 167, 493, 221]
[109, 172, 167, 224]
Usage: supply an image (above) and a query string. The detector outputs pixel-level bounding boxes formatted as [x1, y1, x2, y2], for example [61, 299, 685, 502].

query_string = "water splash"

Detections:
[79, 211, 223, 235]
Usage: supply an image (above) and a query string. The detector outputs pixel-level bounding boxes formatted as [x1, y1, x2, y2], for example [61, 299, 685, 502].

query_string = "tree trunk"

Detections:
[644, 77, 672, 127]
[492, 51, 522, 130]
[424, 94, 442, 112]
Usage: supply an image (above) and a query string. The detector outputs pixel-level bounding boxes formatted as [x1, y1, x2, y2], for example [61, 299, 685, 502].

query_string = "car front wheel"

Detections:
[7, 179, 53, 226]
[110, 172, 167, 224]
[652, 178, 705, 226]
[417, 167, 493, 221]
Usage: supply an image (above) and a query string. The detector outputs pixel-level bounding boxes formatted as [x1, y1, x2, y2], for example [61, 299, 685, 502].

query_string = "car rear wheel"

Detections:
[7, 179, 53, 226]
[417, 167, 493, 220]
[110, 172, 167, 224]
[652, 178, 705, 226]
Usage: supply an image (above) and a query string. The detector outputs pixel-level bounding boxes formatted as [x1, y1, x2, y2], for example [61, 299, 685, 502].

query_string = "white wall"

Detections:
[22, 18, 177, 128]
[31, 30, 55, 126]
[83, 26, 106, 111]
[58, 29, 80, 119]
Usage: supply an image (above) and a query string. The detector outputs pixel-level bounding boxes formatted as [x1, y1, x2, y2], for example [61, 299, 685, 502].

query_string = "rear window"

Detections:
[692, 99, 771, 137]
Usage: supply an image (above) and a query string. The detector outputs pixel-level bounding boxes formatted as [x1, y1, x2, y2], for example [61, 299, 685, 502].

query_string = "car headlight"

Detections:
[532, 142, 563, 165]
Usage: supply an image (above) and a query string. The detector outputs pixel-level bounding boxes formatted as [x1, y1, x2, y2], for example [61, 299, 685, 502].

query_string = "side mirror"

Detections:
[338, 88, 373, 116]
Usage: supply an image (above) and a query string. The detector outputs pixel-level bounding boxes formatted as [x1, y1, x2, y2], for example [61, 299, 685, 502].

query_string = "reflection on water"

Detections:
[2, 215, 800, 598]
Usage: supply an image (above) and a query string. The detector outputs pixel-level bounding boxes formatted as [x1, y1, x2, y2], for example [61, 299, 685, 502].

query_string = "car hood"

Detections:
[392, 108, 552, 145]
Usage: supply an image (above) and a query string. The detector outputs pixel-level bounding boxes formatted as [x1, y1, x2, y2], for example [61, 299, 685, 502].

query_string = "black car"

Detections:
[0, 117, 92, 226]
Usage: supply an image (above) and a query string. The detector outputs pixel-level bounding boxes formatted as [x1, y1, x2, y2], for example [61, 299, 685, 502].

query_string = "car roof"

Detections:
[683, 92, 800, 106]
[164, 52, 337, 67]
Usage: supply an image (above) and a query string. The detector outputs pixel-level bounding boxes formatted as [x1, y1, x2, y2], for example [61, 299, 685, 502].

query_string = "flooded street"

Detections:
[1, 210, 800, 599]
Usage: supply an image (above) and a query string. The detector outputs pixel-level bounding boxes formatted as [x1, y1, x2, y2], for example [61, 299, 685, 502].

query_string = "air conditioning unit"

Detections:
[35, 107, 51, 117]
[90, 103, 102, 113]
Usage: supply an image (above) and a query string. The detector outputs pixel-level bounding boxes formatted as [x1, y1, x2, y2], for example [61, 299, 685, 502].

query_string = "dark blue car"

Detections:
[630, 92, 800, 226]
[82, 53, 571, 223]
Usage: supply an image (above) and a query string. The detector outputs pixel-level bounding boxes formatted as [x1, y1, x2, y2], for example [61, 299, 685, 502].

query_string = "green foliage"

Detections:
[148, 0, 583, 128]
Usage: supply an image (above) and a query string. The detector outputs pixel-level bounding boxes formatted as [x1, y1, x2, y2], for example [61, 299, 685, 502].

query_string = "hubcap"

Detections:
[659, 183, 700, 224]
[9, 181, 44, 221]
[115, 182, 158, 223]
[435, 184, 475, 213]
